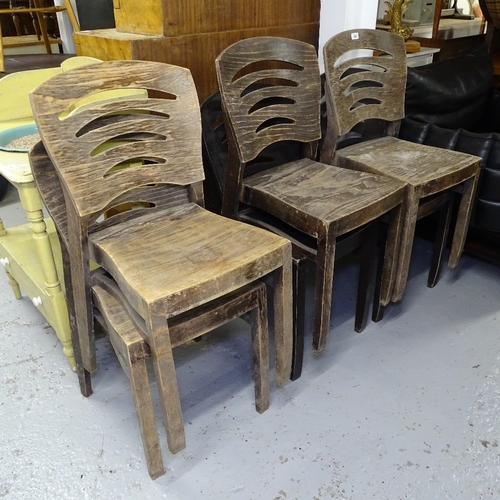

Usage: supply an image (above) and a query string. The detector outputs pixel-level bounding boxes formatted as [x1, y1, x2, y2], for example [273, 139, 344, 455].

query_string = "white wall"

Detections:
[54, 0, 79, 53]
[319, 0, 379, 68]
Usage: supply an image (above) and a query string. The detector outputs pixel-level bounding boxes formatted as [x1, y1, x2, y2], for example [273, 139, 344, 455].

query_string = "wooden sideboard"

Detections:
[74, 0, 320, 101]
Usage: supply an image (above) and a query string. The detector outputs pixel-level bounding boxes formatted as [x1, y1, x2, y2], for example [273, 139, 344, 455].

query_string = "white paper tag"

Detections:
[351, 32, 359, 40]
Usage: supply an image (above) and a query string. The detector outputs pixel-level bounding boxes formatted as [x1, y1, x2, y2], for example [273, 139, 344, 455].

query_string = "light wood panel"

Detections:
[113, 0, 319, 37]
[113, 0, 162, 35]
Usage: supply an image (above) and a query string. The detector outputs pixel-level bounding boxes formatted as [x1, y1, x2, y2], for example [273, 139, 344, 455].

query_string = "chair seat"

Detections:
[90, 202, 288, 318]
[242, 157, 406, 234]
[334, 135, 481, 302]
[334, 137, 481, 195]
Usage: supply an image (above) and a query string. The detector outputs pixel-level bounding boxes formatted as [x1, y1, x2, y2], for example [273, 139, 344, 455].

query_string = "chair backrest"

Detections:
[322, 29, 407, 141]
[30, 60, 204, 221]
[215, 36, 322, 165]
[30, 60, 204, 374]
[215, 36, 321, 217]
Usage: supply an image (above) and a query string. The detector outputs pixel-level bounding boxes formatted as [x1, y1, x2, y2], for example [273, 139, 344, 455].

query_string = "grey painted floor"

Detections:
[1, 184, 499, 499]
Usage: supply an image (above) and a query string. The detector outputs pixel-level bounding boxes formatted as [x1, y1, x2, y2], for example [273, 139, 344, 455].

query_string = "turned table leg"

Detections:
[17, 180, 75, 369]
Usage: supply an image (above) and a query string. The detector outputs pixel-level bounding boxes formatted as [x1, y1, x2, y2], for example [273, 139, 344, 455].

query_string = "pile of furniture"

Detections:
[0, 29, 486, 479]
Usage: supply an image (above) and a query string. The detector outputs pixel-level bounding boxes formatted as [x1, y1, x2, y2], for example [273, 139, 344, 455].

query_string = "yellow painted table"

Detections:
[0, 136, 74, 368]
[0, 58, 103, 371]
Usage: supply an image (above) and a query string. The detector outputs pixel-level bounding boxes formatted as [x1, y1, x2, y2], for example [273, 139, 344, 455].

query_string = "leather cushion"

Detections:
[405, 44, 494, 130]
[400, 117, 500, 232]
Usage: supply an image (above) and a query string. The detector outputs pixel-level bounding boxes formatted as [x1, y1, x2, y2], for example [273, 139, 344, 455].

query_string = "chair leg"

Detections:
[250, 283, 270, 414]
[427, 196, 453, 288]
[61, 238, 93, 396]
[312, 230, 336, 354]
[372, 221, 389, 323]
[62, 0, 81, 31]
[92, 283, 164, 478]
[147, 313, 186, 455]
[392, 191, 419, 303]
[32, 0, 52, 54]
[449, 175, 479, 268]
[377, 203, 404, 309]
[0, 21, 4, 73]
[355, 223, 378, 333]
[129, 356, 165, 479]
[290, 256, 307, 381]
[75, 363, 92, 397]
[272, 247, 294, 386]
[373, 204, 404, 323]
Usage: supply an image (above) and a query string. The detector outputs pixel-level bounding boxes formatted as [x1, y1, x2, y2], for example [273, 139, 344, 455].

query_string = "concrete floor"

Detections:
[1, 183, 499, 499]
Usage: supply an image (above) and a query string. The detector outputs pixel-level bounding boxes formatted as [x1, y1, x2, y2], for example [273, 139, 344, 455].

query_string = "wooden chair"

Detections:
[215, 36, 407, 355]
[0, 0, 80, 72]
[30, 139, 272, 480]
[29, 59, 292, 467]
[202, 90, 387, 379]
[320, 29, 482, 305]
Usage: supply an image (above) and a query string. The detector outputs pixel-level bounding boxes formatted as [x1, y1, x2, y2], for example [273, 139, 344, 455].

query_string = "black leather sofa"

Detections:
[401, 43, 500, 262]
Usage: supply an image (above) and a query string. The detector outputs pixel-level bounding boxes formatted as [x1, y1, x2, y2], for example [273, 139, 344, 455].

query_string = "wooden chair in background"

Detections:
[215, 36, 406, 356]
[320, 29, 481, 308]
[29, 60, 293, 474]
[0, 0, 80, 72]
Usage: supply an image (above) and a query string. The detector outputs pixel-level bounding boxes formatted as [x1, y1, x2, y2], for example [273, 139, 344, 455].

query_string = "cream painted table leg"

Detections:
[16, 179, 75, 369]
[0, 217, 22, 298]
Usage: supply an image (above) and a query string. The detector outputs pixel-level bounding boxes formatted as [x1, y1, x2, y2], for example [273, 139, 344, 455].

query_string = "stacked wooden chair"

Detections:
[320, 29, 481, 306]
[202, 90, 382, 379]
[215, 36, 407, 357]
[29, 60, 293, 478]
